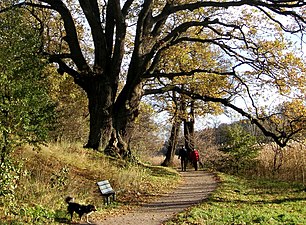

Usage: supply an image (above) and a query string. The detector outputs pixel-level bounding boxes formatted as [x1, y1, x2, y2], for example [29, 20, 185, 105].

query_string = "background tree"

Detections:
[161, 91, 182, 166]
[2, 0, 305, 157]
[146, 33, 231, 165]
[129, 102, 163, 160]
[48, 71, 89, 143]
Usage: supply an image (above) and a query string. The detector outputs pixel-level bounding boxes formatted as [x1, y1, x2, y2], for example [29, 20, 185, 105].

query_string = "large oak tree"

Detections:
[2, 0, 305, 156]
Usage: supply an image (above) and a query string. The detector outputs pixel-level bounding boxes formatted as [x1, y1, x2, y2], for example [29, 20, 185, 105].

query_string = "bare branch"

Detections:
[144, 85, 297, 147]
[144, 69, 235, 79]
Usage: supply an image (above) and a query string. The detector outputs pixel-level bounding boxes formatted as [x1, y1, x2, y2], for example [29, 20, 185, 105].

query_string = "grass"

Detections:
[166, 173, 306, 225]
[2, 142, 305, 224]
[0, 142, 181, 224]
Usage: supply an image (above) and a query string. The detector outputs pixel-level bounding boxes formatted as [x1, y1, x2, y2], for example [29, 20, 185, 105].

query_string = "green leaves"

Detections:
[0, 9, 55, 147]
[219, 123, 260, 173]
[221, 124, 259, 158]
[0, 158, 23, 199]
[0, 8, 56, 199]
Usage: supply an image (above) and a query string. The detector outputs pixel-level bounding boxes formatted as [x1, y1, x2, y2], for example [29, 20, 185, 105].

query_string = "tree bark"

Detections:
[161, 118, 180, 167]
[82, 75, 116, 151]
[106, 80, 143, 158]
[184, 99, 195, 153]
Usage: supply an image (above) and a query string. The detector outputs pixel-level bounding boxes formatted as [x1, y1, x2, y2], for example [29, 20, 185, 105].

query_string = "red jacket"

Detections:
[190, 149, 199, 162]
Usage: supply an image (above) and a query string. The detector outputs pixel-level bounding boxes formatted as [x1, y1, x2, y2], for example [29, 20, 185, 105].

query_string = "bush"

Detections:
[218, 124, 259, 174]
[0, 158, 23, 200]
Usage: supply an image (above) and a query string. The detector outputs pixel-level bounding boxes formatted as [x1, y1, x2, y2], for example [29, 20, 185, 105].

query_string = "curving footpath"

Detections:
[95, 170, 218, 225]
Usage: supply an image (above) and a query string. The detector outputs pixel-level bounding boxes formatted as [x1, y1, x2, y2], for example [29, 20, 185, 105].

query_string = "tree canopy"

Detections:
[0, 7, 56, 197]
[1, 0, 305, 156]
[0, 8, 55, 152]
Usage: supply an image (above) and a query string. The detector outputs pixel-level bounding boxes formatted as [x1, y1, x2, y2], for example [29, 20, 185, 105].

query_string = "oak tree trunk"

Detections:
[108, 81, 143, 158]
[82, 75, 116, 151]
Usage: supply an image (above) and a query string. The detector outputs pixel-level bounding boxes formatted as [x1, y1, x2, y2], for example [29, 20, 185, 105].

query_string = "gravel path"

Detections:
[95, 170, 218, 225]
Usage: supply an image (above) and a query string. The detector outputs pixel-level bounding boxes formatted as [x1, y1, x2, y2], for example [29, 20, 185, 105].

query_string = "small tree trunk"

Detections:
[161, 119, 180, 167]
[183, 99, 195, 153]
[272, 144, 283, 176]
[162, 90, 181, 166]
[184, 120, 194, 151]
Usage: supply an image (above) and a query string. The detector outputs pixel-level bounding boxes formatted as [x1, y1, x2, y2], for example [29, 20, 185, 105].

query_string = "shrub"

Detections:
[219, 124, 259, 174]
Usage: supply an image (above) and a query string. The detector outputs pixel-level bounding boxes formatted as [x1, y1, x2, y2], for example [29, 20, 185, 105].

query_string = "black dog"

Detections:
[65, 196, 97, 224]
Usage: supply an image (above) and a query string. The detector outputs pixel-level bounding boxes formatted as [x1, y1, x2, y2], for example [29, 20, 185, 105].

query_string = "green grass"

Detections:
[166, 173, 306, 225]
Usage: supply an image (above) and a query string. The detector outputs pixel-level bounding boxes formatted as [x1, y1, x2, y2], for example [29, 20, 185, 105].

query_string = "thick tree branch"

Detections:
[47, 53, 82, 84]
[133, 0, 154, 54]
[79, 0, 107, 69]
[112, 0, 127, 73]
[151, 2, 171, 37]
[144, 85, 301, 147]
[105, 0, 116, 59]
[143, 19, 214, 74]
[143, 69, 235, 79]
[37, 0, 90, 72]
[122, 0, 134, 16]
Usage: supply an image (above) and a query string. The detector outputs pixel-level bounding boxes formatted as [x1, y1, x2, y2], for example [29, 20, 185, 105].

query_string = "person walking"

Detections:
[190, 148, 200, 171]
[178, 146, 188, 171]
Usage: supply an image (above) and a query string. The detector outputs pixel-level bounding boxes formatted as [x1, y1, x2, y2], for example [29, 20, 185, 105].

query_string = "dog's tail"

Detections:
[65, 196, 74, 204]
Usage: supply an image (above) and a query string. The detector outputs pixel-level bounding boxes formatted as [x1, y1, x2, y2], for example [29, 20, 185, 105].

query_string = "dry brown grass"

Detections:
[147, 155, 181, 167]
[194, 139, 305, 184]
[23, 143, 179, 200]
[255, 141, 306, 184]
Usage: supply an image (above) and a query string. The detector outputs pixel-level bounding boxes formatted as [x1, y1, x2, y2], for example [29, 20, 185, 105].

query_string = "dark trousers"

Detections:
[181, 158, 187, 171]
[193, 161, 198, 171]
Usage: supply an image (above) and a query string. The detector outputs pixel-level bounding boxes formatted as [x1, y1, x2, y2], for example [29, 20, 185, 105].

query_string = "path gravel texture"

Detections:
[95, 170, 218, 225]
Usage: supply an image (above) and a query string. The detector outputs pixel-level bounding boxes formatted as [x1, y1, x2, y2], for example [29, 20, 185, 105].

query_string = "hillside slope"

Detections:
[1, 143, 181, 224]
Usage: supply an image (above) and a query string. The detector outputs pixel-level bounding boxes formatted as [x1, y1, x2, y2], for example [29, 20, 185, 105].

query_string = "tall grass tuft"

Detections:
[201, 139, 305, 184]
[255, 141, 306, 184]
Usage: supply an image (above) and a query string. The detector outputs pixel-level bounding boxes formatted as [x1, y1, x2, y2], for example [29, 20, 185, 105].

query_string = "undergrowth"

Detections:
[166, 173, 306, 225]
[0, 142, 180, 224]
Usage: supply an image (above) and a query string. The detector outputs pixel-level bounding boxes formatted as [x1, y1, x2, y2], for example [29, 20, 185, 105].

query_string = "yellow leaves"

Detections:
[178, 72, 229, 97]
[251, 36, 306, 97]
[168, 0, 198, 6]
[268, 99, 306, 134]
[157, 33, 231, 117]
[282, 100, 306, 119]
[267, 39, 286, 50]
[160, 41, 219, 74]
